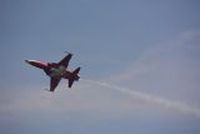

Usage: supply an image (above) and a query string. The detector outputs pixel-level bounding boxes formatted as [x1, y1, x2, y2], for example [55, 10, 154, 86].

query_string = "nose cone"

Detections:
[25, 60, 36, 66]
[25, 60, 35, 65]
[25, 60, 48, 69]
[25, 60, 30, 64]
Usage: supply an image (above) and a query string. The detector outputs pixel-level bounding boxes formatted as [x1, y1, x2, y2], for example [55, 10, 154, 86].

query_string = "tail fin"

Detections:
[73, 67, 81, 75]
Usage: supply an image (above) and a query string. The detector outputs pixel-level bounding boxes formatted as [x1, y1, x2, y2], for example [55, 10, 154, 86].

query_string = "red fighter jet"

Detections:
[25, 53, 80, 92]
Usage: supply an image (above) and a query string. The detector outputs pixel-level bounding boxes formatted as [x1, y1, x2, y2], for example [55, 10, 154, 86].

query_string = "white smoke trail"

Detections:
[82, 79, 200, 118]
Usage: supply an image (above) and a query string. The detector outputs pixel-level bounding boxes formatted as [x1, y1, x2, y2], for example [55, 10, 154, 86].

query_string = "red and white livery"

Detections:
[25, 53, 80, 92]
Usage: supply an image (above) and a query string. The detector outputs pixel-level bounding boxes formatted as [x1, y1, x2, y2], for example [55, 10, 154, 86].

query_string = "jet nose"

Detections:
[25, 60, 48, 69]
[25, 60, 35, 65]
[25, 60, 30, 63]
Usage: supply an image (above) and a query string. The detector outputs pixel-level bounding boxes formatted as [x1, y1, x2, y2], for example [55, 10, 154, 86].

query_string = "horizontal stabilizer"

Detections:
[68, 79, 74, 88]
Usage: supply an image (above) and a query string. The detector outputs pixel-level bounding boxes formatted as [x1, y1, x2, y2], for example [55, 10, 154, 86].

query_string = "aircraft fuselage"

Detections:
[25, 56, 80, 92]
[48, 65, 66, 77]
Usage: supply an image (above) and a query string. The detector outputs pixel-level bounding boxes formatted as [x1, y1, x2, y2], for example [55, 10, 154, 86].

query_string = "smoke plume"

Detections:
[82, 79, 200, 118]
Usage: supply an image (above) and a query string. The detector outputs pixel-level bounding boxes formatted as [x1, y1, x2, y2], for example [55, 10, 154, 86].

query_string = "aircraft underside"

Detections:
[25, 53, 81, 92]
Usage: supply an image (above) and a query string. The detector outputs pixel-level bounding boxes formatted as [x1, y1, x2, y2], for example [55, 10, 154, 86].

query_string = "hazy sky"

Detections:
[1, 0, 200, 134]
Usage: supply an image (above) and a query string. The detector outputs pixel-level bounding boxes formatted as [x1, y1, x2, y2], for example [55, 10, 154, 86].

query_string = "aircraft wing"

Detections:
[58, 53, 72, 68]
[50, 77, 61, 92]
[68, 79, 74, 88]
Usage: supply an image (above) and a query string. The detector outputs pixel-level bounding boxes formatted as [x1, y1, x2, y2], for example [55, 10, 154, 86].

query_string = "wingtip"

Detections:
[64, 51, 73, 55]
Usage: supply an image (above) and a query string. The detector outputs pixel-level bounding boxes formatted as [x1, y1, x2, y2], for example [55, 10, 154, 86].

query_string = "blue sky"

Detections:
[1, 0, 200, 134]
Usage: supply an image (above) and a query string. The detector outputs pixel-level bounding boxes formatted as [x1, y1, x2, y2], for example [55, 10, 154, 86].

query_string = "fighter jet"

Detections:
[25, 53, 80, 92]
